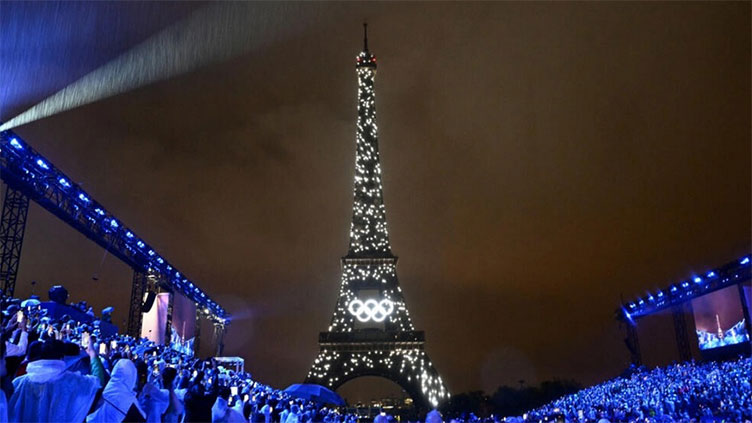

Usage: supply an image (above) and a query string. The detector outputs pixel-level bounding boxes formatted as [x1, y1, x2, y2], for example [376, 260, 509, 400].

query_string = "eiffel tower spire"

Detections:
[348, 23, 389, 258]
[305, 26, 449, 411]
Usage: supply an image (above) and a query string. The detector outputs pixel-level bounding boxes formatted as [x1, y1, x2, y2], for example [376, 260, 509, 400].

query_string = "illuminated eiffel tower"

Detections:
[304, 25, 449, 410]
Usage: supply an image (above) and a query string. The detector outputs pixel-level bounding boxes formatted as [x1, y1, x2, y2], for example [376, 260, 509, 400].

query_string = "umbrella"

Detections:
[21, 299, 40, 308]
[283, 384, 345, 406]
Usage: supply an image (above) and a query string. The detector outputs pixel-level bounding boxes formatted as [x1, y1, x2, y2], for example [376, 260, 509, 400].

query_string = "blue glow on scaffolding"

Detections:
[0, 130, 229, 319]
[741, 257, 750, 265]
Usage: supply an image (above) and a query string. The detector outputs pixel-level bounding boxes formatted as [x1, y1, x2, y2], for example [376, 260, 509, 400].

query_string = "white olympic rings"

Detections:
[348, 298, 394, 323]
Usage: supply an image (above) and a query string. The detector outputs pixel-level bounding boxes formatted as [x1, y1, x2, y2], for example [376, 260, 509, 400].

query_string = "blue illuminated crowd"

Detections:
[2, 288, 752, 423]
[521, 358, 752, 423]
[0, 290, 360, 423]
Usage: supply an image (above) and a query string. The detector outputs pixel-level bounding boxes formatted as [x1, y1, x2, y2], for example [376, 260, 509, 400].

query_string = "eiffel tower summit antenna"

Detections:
[304, 26, 449, 410]
[363, 21, 369, 52]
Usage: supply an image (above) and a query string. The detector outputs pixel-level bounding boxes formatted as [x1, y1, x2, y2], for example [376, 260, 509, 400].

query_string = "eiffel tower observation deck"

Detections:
[305, 24, 449, 410]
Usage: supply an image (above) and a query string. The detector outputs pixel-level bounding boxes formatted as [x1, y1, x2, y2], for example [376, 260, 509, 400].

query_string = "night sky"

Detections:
[1, 2, 749, 401]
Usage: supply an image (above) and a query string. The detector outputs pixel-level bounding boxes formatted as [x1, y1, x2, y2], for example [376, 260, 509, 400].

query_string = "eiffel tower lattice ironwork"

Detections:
[305, 25, 449, 410]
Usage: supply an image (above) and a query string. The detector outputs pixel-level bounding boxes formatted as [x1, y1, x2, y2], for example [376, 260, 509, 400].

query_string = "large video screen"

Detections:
[170, 292, 197, 356]
[692, 285, 749, 350]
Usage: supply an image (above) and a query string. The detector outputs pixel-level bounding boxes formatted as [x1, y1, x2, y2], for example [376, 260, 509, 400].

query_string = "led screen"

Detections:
[692, 285, 749, 350]
[170, 292, 197, 356]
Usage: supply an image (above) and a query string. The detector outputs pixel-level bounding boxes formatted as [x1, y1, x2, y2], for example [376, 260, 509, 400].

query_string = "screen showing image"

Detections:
[692, 285, 749, 350]
[170, 292, 197, 356]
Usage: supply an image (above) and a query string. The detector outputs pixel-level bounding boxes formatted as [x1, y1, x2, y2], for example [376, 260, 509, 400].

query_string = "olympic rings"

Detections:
[348, 298, 394, 323]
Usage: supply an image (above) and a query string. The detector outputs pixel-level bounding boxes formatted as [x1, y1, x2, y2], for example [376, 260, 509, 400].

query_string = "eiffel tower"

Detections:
[305, 25, 449, 410]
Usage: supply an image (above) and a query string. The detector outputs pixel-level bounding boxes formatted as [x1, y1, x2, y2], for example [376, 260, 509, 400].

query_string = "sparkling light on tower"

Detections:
[305, 24, 449, 410]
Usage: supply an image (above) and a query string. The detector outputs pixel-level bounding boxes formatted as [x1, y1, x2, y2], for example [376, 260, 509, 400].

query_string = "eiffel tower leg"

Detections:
[306, 347, 449, 411]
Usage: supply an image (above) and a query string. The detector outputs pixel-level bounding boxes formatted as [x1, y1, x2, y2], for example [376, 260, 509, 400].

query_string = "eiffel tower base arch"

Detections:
[305, 332, 448, 411]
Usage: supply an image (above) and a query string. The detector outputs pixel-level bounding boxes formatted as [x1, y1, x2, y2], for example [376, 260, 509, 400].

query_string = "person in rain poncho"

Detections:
[211, 386, 245, 422]
[139, 361, 170, 423]
[0, 336, 8, 423]
[87, 358, 145, 422]
[162, 367, 185, 423]
[9, 340, 102, 422]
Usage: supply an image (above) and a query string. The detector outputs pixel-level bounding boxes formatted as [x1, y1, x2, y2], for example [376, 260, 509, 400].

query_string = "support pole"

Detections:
[127, 270, 147, 338]
[215, 323, 225, 357]
[625, 321, 642, 366]
[165, 290, 174, 346]
[0, 186, 29, 297]
[739, 283, 752, 348]
[672, 303, 692, 362]
[194, 307, 201, 357]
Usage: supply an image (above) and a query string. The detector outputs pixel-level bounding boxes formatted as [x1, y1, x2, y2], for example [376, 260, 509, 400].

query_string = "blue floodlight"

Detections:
[156, 257, 164, 264]
[136, 241, 145, 248]
[628, 302, 636, 309]
[706, 271, 716, 278]
[693, 276, 702, 284]
[148, 250, 155, 256]
[670, 285, 678, 293]
[125, 231, 134, 238]
[623, 308, 634, 324]
[109, 219, 119, 229]
[35, 158, 49, 170]
[78, 193, 90, 203]
[741, 257, 750, 265]
[681, 281, 690, 288]
[9, 138, 23, 150]
[657, 290, 664, 298]
[57, 178, 71, 188]
[94, 208, 105, 216]
[638, 299, 645, 305]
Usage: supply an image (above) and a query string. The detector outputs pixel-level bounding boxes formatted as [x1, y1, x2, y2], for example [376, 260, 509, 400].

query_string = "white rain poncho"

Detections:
[87, 358, 144, 422]
[139, 380, 170, 423]
[9, 359, 100, 422]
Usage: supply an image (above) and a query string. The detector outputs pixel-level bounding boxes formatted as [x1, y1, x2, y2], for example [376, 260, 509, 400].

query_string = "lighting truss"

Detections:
[620, 255, 751, 321]
[0, 129, 228, 321]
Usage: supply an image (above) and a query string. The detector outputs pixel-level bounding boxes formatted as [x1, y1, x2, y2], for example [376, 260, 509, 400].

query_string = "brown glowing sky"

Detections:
[1, 2, 750, 401]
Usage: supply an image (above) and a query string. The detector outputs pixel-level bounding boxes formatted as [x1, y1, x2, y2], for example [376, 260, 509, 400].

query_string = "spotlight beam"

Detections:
[1, 3, 346, 131]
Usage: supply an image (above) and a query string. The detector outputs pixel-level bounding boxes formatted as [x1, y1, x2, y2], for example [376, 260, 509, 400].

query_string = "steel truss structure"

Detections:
[0, 185, 29, 296]
[305, 27, 448, 410]
[617, 255, 751, 362]
[0, 129, 229, 336]
[672, 303, 693, 362]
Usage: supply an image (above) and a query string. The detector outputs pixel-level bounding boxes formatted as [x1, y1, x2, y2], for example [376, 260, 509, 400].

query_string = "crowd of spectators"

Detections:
[521, 358, 752, 423]
[0, 290, 360, 423]
[2, 288, 751, 423]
